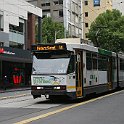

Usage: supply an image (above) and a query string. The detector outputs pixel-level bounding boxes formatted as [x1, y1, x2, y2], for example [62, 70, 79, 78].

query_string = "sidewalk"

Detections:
[0, 87, 31, 100]
[0, 87, 31, 93]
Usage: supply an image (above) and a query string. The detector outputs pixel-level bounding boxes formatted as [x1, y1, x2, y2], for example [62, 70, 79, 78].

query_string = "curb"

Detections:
[0, 87, 31, 93]
[0, 93, 31, 100]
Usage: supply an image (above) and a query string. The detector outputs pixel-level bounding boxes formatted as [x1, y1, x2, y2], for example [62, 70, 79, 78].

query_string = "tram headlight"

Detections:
[53, 86, 66, 90]
[54, 87, 61, 89]
[37, 87, 44, 89]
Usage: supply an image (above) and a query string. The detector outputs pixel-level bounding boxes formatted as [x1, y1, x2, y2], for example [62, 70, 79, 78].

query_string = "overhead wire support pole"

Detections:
[38, 16, 42, 43]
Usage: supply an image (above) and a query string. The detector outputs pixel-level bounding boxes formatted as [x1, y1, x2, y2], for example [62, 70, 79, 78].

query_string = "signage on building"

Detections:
[0, 48, 15, 55]
[94, 0, 100, 6]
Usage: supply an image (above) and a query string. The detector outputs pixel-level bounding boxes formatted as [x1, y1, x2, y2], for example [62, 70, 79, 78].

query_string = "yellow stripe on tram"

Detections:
[67, 86, 76, 89]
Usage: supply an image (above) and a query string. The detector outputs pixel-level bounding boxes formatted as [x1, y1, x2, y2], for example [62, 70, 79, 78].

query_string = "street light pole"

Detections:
[55, 30, 60, 42]
[38, 17, 42, 43]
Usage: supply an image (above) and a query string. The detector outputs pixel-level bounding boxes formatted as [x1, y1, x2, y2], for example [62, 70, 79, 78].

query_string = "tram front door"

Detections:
[76, 50, 83, 97]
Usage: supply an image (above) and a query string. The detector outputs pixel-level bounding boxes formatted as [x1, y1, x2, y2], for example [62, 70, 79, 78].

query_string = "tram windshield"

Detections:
[32, 55, 70, 74]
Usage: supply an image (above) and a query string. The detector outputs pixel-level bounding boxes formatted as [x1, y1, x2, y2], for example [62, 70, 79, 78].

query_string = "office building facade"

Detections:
[0, 0, 42, 89]
[82, 0, 112, 40]
[28, 0, 83, 38]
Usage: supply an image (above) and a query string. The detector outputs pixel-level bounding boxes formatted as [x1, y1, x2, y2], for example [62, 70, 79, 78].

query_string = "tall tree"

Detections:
[88, 9, 124, 52]
[36, 17, 65, 43]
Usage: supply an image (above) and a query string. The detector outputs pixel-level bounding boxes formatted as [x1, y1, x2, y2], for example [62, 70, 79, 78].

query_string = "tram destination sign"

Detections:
[32, 43, 67, 51]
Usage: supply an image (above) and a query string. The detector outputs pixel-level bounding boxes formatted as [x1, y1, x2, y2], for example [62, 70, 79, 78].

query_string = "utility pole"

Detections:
[38, 17, 42, 43]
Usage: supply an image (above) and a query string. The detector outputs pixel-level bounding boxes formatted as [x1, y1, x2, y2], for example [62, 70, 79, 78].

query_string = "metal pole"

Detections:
[38, 17, 42, 43]
[55, 31, 57, 42]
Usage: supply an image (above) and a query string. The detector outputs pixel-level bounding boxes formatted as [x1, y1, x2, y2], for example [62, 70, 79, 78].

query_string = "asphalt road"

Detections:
[0, 90, 123, 124]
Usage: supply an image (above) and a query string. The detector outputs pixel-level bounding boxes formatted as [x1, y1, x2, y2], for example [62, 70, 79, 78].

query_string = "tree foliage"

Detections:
[88, 9, 124, 52]
[36, 17, 65, 43]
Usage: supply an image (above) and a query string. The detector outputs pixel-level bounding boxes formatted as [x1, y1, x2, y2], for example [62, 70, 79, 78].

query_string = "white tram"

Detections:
[31, 39, 124, 100]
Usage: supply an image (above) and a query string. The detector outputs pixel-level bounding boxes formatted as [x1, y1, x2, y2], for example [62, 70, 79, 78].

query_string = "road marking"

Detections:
[15, 90, 123, 124]
[0, 93, 30, 100]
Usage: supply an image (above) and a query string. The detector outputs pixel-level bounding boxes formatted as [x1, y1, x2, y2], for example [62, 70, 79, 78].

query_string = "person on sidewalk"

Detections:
[3, 76, 9, 90]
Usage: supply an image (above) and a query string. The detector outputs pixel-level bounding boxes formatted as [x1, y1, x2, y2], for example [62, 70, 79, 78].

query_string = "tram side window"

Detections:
[67, 55, 75, 74]
[112, 57, 117, 69]
[86, 52, 92, 70]
[98, 55, 107, 71]
[120, 59, 124, 70]
[93, 53, 98, 69]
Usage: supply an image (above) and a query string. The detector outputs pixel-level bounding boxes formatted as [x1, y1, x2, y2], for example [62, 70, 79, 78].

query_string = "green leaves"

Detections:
[36, 17, 65, 43]
[88, 9, 124, 52]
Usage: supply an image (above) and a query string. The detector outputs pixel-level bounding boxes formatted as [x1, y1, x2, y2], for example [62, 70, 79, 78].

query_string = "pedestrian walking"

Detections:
[3, 76, 9, 90]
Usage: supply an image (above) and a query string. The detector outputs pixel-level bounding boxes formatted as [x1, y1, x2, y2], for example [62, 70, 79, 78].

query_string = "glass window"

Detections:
[67, 55, 75, 74]
[9, 41, 23, 49]
[93, 53, 98, 69]
[0, 42, 3, 46]
[59, 0, 63, 4]
[94, 0, 100, 7]
[54, 1, 59, 5]
[120, 59, 124, 70]
[84, 1, 88, 5]
[86, 52, 98, 70]
[85, 12, 88, 17]
[86, 52, 92, 70]
[41, 3, 45, 6]
[59, 10, 63, 17]
[0, 14, 3, 31]
[85, 23, 88, 27]
[98, 55, 108, 71]
[33, 56, 70, 74]
[9, 22, 24, 34]
[112, 57, 116, 69]
[46, 3, 50, 6]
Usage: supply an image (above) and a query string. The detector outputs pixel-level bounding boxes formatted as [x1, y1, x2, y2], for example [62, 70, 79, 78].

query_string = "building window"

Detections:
[59, 10, 63, 17]
[85, 33, 88, 38]
[84, 1, 88, 5]
[9, 22, 24, 34]
[41, 3, 45, 6]
[0, 42, 3, 46]
[0, 14, 3, 31]
[54, 0, 63, 5]
[85, 23, 88, 27]
[59, 0, 63, 4]
[85, 12, 88, 17]
[46, 3, 50, 6]
[94, 0, 100, 6]
[54, 1, 59, 5]
[43, 9, 50, 12]
[41, 3, 50, 7]
[9, 41, 23, 49]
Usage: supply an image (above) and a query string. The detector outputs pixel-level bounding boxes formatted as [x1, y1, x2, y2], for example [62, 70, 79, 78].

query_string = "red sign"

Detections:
[0, 48, 4, 53]
[13, 75, 22, 84]
[0, 48, 15, 55]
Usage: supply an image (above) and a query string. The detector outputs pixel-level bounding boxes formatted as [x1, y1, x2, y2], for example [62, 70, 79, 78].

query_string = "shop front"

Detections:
[0, 47, 32, 89]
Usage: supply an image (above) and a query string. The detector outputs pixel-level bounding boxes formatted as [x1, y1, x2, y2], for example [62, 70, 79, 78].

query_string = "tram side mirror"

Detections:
[77, 54, 80, 62]
[73, 76, 75, 79]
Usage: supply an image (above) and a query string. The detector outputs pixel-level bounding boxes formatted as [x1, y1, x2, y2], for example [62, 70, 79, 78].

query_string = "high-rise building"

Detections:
[82, 0, 112, 40]
[27, 0, 83, 38]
